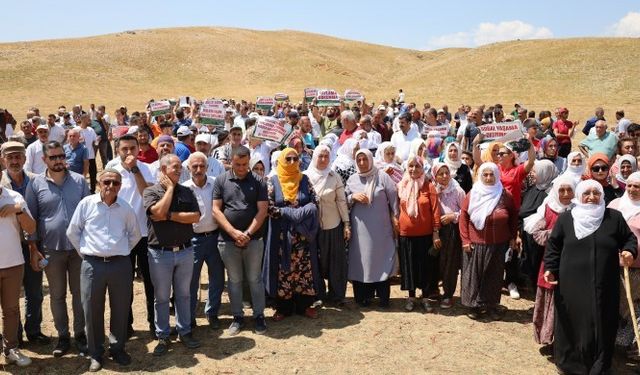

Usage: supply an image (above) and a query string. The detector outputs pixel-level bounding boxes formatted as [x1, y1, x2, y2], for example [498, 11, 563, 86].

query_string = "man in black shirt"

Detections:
[144, 154, 200, 356]
[213, 146, 268, 336]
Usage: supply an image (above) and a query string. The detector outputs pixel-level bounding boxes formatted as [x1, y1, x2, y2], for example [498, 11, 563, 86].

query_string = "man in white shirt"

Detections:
[615, 109, 632, 136]
[77, 114, 98, 193]
[180, 134, 225, 183]
[24, 125, 49, 174]
[233, 105, 250, 135]
[357, 115, 382, 152]
[183, 152, 225, 330]
[0, 142, 37, 367]
[66, 169, 141, 372]
[46, 114, 66, 144]
[148, 135, 176, 182]
[110, 134, 155, 338]
[390, 113, 420, 161]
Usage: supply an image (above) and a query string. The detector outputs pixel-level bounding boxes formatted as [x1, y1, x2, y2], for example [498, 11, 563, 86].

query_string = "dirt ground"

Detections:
[3, 271, 639, 375]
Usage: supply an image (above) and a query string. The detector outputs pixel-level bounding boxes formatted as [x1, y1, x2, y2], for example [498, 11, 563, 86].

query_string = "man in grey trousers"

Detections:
[67, 169, 141, 371]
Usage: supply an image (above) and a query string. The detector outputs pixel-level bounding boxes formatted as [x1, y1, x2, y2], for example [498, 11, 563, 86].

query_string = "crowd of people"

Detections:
[0, 95, 639, 373]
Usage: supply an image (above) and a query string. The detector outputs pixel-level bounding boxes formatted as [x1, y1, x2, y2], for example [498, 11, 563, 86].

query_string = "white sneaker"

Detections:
[508, 283, 520, 300]
[5, 348, 32, 367]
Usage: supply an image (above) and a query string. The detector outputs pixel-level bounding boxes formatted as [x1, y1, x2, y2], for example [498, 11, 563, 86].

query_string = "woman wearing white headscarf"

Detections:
[523, 175, 576, 346]
[612, 153, 638, 191]
[332, 138, 359, 186]
[459, 162, 518, 320]
[432, 161, 466, 309]
[608, 172, 640, 355]
[304, 145, 351, 305]
[519, 160, 558, 288]
[443, 142, 473, 192]
[560, 151, 586, 185]
[374, 142, 404, 184]
[544, 180, 637, 374]
[346, 149, 399, 307]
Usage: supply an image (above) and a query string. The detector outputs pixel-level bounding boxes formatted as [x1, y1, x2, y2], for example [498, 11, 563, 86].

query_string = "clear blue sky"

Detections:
[4, 1, 639, 49]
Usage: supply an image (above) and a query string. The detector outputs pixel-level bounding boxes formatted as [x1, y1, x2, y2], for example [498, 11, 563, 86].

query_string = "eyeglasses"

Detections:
[47, 154, 66, 161]
[591, 165, 609, 173]
[285, 156, 299, 163]
[101, 180, 121, 187]
[497, 152, 510, 157]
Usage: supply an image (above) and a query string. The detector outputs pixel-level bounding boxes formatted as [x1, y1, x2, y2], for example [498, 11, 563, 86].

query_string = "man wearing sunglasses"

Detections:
[66, 169, 141, 371]
[25, 141, 90, 357]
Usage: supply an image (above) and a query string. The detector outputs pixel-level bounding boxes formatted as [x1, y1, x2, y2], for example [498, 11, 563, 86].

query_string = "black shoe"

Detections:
[255, 315, 267, 335]
[207, 316, 220, 330]
[178, 333, 200, 349]
[169, 326, 178, 337]
[153, 338, 170, 356]
[149, 323, 157, 339]
[75, 333, 88, 356]
[53, 337, 71, 357]
[27, 332, 51, 345]
[108, 350, 132, 366]
[488, 307, 504, 321]
[467, 307, 480, 320]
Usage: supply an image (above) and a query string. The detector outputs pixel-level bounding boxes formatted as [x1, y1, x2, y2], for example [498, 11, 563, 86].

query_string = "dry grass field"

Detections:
[2, 27, 640, 374]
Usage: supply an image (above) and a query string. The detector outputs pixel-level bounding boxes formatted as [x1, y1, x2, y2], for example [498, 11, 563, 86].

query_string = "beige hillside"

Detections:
[0, 27, 639, 123]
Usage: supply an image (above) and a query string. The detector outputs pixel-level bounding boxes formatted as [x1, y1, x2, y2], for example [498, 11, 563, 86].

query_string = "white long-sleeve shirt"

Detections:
[66, 194, 141, 257]
[25, 140, 47, 174]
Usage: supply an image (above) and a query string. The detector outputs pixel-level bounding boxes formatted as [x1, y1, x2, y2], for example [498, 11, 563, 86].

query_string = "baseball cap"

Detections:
[126, 126, 139, 135]
[36, 124, 49, 131]
[1, 141, 26, 156]
[176, 126, 192, 136]
[195, 134, 211, 144]
[377, 105, 386, 111]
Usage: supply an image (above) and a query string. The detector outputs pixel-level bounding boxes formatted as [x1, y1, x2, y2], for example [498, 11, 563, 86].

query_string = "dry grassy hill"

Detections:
[0, 27, 639, 123]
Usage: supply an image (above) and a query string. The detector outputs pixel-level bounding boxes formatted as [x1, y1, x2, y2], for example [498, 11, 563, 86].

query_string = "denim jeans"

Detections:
[190, 232, 224, 322]
[218, 240, 265, 318]
[148, 247, 194, 339]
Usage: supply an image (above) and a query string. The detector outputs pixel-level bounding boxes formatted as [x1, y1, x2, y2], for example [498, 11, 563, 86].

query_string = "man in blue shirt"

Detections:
[174, 126, 192, 162]
[582, 107, 606, 135]
[63, 128, 88, 176]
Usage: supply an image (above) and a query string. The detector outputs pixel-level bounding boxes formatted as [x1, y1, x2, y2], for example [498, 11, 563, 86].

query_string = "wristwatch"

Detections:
[16, 207, 26, 215]
[130, 166, 140, 174]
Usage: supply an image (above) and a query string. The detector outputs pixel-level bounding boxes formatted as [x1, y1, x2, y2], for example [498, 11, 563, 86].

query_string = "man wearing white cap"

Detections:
[24, 124, 49, 174]
[175, 126, 193, 162]
[180, 134, 224, 183]
[77, 114, 98, 193]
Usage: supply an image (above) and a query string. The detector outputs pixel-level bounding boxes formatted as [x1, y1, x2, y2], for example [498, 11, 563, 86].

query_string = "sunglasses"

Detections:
[101, 180, 121, 187]
[497, 152, 510, 157]
[47, 154, 66, 161]
[285, 156, 299, 162]
[591, 165, 609, 173]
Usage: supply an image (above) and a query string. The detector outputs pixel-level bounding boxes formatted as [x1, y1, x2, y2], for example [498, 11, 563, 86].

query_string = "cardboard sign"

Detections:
[149, 100, 171, 117]
[253, 116, 289, 143]
[199, 99, 225, 127]
[316, 89, 340, 107]
[256, 96, 276, 111]
[304, 88, 318, 103]
[343, 89, 363, 103]
[478, 121, 522, 141]
[423, 124, 451, 137]
[274, 93, 289, 102]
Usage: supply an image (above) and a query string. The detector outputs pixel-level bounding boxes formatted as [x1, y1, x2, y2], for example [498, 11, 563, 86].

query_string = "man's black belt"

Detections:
[84, 254, 128, 263]
[149, 242, 192, 252]
[194, 231, 216, 237]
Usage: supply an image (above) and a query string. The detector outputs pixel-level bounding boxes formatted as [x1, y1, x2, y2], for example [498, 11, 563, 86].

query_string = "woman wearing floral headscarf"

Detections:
[397, 155, 441, 312]
[346, 149, 399, 307]
[539, 136, 567, 174]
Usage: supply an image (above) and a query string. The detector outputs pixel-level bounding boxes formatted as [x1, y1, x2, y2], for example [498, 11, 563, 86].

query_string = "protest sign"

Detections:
[149, 100, 171, 117]
[478, 121, 522, 141]
[343, 89, 363, 103]
[111, 125, 130, 138]
[256, 96, 276, 111]
[316, 89, 341, 107]
[199, 99, 225, 127]
[274, 93, 289, 102]
[423, 124, 451, 137]
[253, 116, 290, 143]
[304, 88, 318, 103]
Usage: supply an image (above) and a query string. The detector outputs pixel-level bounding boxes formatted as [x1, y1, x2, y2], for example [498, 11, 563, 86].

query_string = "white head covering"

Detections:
[611, 171, 640, 221]
[615, 154, 638, 185]
[354, 149, 378, 205]
[304, 145, 332, 192]
[524, 175, 576, 234]
[375, 142, 395, 163]
[443, 142, 463, 176]
[319, 133, 339, 161]
[332, 138, 359, 171]
[571, 180, 606, 240]
[562, 151, 586, 185]
[267, 150, 282, 178]
[533, 159, 559, 192]
[468, 162, 503, 230]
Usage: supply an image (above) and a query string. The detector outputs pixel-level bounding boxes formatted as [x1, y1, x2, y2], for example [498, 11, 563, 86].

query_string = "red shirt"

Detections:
[338, 126, 361, 145]
[459, 192, 518, 246]
[552, 119, 573, 144]
[499, 164, 527, 211]
[138, 147, 158, 164]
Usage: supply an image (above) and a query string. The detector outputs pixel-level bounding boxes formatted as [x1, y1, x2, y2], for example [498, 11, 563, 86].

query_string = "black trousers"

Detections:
[352, 280, 390, 306]
[88, 159, 97, 193]
[275, 295, 314, 316]
[128, 237, 154, 328]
